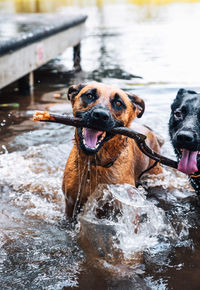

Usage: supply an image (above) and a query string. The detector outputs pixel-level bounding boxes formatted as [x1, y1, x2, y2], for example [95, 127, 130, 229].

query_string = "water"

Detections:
[1, 1, 200, 289]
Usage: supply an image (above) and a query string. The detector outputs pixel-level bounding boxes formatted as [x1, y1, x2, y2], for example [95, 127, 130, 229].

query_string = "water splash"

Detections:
[0, 144, 68, 223]
[79, 184, 177, 268]
[141, 167, 193, 193]
[0, 145, 8, 154]
[0, 143, 84, 289]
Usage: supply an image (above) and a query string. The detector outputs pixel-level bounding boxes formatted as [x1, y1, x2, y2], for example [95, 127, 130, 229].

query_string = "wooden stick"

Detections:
[33, 111, 178, 170]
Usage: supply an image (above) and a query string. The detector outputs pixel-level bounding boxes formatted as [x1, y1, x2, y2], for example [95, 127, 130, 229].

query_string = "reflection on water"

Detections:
[1, 0, 200, 289]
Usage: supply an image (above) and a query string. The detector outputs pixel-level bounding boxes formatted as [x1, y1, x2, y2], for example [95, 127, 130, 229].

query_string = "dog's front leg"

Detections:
[62, 147, 89, 220]
[63, 176, 88, 220]
[62, 147, 81, 219]
[62, 174, 79, 219]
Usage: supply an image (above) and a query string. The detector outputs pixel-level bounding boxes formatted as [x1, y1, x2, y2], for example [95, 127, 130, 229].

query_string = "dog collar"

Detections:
[102, 161, 115, 168]
[91, 137, 128, 169]
[91, 156, 118, 168]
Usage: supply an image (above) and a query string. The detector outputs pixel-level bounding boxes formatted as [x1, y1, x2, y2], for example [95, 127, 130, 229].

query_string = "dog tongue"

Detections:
[178, 149, 198, 174]
[84, 128, 103, 148]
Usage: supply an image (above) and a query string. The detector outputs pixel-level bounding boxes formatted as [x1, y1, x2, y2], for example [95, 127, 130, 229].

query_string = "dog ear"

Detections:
[187, 90, 197, 94]
[176, 88, 197, 98]
[67, 84, 85, 102]
[127, 93, 145, 118]
[171, 89, 185, 110]
[171, 88, 198, 111]
[177, 88, 187, 97]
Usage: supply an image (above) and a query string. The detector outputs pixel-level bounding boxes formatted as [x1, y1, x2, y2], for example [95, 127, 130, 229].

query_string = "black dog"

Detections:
[169, 88, 200, 193]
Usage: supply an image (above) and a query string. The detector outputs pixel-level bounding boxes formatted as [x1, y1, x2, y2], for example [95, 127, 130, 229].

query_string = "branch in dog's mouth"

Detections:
[33, 111, 180, 171]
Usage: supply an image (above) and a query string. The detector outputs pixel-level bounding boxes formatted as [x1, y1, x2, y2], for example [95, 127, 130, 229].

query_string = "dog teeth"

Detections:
[97, 132, 106, 143]
[81, 128, 106, 151]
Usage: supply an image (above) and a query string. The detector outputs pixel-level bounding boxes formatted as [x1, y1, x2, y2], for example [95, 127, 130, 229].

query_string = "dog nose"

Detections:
[176, 131, 196, 143]
[92, 109, 110, 121]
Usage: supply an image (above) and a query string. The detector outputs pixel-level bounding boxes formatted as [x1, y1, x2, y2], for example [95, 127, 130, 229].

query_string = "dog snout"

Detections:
[92, 108, 110, 121]
[176, 130, 197, 148]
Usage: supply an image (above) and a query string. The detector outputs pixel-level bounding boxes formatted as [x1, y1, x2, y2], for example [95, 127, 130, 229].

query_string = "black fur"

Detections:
[169, 88, 200, 193]
[67, 84, 85, 101]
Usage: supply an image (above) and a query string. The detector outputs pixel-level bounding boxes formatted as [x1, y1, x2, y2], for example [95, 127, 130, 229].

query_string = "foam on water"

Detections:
[0, 143, 71, 223]
[0, 142, 85, 289]
[141, 168, 193, 192]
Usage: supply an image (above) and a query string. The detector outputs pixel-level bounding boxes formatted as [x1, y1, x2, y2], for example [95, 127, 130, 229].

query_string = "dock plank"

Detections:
[0, 13, 87, 90]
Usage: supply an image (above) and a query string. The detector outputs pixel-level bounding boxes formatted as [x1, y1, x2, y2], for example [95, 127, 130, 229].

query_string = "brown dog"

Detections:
[62, 82, 162, 219]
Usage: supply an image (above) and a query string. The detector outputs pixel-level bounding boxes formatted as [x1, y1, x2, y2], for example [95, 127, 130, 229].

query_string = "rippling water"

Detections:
[1, 1, 200, 289]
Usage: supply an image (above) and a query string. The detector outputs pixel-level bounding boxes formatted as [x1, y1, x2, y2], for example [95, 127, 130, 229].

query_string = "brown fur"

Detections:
[62, 82, 162, 218]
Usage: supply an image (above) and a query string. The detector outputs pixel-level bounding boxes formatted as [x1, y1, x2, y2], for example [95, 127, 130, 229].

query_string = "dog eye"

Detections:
[114, 100, 122, 107]
[83, 94, 96, 103]
[181, 106, 187, 114]
[86, 94, 93, 100]
[174, 111, 182, 118]
[111, 95, 126, 111]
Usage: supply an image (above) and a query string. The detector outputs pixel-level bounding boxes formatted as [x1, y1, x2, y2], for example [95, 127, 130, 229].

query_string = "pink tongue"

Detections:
[84, 128, 103, 148]
[178, 149, 198, 174]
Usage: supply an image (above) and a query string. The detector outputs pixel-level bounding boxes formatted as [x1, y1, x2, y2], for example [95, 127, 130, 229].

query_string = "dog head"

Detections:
[169, 88, 200, 174]
[68, 82, 145, 155]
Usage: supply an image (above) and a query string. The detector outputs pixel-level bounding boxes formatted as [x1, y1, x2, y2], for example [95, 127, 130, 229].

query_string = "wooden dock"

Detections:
[0, 13, 87, 91]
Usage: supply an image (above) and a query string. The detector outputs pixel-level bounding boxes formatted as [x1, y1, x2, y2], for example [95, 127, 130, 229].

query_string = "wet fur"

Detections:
[63, 82, 162, 218]
[169, 88, 200, 193]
